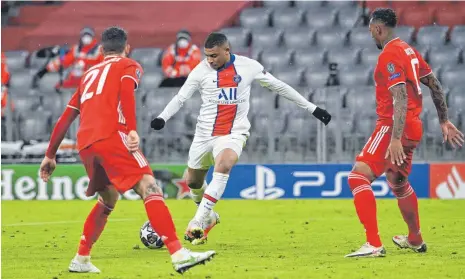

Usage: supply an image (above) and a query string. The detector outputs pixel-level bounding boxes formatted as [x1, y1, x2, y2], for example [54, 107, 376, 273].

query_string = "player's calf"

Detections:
[386, 171, 423, 246]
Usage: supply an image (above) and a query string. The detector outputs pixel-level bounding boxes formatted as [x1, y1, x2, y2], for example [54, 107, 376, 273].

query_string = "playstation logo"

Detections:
[240, 165, 285, 200]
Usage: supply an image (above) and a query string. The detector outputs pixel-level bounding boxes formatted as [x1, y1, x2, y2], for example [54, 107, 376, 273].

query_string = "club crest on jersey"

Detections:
[387, 63, 395, 73]
[233, 74, 242, 84]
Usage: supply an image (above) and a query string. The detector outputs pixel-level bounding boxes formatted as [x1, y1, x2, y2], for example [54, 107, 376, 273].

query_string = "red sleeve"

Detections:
[121, 62, 143, 90]
[413, 48, 432, 78]
[67, 89, 81, 111]
[378, 51, 406, 90]
[119, 77, 137, 131]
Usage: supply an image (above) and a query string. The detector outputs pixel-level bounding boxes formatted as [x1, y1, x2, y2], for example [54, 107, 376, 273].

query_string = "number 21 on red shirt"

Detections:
[80, 63, 112, 104]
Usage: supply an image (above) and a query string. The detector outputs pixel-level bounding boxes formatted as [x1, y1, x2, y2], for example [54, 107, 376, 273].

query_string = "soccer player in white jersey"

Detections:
[151, 33, 332, 245]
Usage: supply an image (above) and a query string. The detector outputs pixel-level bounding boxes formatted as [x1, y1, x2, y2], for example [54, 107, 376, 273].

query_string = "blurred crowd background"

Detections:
[1, 0, 464, 164]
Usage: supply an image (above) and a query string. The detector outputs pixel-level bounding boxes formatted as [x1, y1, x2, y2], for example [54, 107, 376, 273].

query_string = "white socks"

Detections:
[194, 172, 229, 223]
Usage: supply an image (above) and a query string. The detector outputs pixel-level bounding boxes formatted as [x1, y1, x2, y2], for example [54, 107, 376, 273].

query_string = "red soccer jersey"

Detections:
[373, 38, 432, 122]
[67, 56, 143, 151]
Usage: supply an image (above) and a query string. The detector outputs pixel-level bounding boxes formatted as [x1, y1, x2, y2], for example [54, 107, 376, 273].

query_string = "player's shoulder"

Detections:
[234, 55, 263, 71]
[117, 57, 142, 69]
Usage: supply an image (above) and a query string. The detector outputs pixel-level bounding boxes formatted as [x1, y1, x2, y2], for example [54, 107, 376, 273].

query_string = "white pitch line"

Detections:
[3, 218, 137, 227]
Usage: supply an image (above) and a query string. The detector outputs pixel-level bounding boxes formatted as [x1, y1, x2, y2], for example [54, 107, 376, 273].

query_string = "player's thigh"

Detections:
[212, 134, 247, 173]
[187, 136, 214, 171]
[354, 124, 391, 178]
[96, 132, 153, 194]
[386, 138, 419, 178]
[186, 167, 209, 189]
[79, 146, 112, 197]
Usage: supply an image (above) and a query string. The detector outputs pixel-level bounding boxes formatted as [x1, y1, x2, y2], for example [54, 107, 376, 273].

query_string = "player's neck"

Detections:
[381, 33, 396, 49]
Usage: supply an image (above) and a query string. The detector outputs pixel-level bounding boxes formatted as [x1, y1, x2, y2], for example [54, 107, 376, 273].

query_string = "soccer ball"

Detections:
[140, 221, 164, 249]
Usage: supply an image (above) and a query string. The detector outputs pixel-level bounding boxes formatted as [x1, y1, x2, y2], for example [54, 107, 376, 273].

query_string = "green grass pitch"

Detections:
[2, 200, 465, 279]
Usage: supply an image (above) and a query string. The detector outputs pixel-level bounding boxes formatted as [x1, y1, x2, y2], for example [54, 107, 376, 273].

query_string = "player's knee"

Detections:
[186, 176, 203, 190]
[347, 171, 373, 192]
[135, 175, 163, 199]
[386, 173, 412, 198]
[214, 155, 236, 174]
[98, 197, 115, 215]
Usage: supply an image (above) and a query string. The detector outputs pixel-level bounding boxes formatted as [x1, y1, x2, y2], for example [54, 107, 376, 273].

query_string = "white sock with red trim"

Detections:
[193, 172, 229, 223]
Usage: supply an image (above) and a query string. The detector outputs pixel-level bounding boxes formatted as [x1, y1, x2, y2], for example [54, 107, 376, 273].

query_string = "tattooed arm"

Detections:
[419, 73, 448, 123]
[389, 84, 408, 140]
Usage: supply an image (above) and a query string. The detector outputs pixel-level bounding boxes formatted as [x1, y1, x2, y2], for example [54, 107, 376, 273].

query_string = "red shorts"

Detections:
[79, 131, 153, 196]
[355, 120, 422, 177]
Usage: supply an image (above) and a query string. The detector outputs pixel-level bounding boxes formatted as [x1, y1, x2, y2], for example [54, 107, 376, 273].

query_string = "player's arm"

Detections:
[253, 65, 331, 125]
[120, 64, 144, 152]
[151, 64, 202, 130]
[419, 73, 448, 123]
[381, 52, 408, 165]
[389, 83, 408, 141]
[41, 91, 80, 182]
[420, 73, 464, 147]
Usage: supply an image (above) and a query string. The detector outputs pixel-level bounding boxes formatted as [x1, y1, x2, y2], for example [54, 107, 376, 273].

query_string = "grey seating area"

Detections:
[2, 1, 465, 163]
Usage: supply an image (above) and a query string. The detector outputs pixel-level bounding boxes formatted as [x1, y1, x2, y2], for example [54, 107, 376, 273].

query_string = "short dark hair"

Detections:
[101, 26, 127, 54]
[204, 32, 228, 48]
[371, 8, 397, 28]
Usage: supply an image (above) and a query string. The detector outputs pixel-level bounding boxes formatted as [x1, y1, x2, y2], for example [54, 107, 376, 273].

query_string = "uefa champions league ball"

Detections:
[140, 221, 164, 249]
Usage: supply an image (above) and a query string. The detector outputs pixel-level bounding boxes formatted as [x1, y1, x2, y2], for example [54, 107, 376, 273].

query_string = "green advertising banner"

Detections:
[1, 164, 190, 200]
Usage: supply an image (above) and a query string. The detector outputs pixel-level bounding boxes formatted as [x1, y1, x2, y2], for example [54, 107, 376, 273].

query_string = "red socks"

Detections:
[144, 194, 182, 255]
[388, 181, 423, 245]
[78, 200, 113, 256]
[348, 172, 382, 247]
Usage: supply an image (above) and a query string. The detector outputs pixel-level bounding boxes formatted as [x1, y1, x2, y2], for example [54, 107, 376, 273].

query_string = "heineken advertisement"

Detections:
[1, 164, 191, 200]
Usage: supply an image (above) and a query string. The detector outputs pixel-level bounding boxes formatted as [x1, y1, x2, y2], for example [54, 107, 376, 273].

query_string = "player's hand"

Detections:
[127, 130, 140, 152]
[39, 156, 56, 182]
[151, 117, 165, 130]
[441, 120, 464, 148]
[385, 139, 406, 166]
[312, 107, 331, 126]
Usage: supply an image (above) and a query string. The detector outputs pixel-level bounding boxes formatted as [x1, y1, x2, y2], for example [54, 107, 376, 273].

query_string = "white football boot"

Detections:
[345, 243, 386, 258]
[184, 212, 220, 245]
[171, 248, 216, 274]
[184, 219, 204, 244]
[392, 235, 427, 253]
[68, 254, 101, 273]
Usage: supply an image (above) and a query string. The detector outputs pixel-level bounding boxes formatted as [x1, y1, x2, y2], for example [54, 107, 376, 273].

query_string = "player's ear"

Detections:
[98, 45, 103, 54]
[125, 44, 131, 56]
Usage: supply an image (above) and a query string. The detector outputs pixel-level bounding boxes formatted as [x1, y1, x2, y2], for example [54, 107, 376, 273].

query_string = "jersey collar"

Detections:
[104, 55, 121, 60]
[216, 54, 235, 72]
[384, 37, 400, 48]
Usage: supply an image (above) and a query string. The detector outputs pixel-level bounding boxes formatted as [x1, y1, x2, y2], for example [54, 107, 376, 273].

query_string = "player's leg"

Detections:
[133, 174, 215, 273]
[76, 185, 118, 257]
[69, 148, 116, 273]
[186, 167, 209, 206]
[133, 174, 183, 255]
[345, 125, 390, 258]
[193, 148, 237, 223]
[188, 135, 245, 245]
[98, 132, 215, 273]
[387, 139, 427, 253]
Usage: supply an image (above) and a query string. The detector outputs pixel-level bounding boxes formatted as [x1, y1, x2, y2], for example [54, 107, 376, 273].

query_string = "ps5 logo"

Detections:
[240, 166, 391, 199]
[240, 165, 285, 200]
